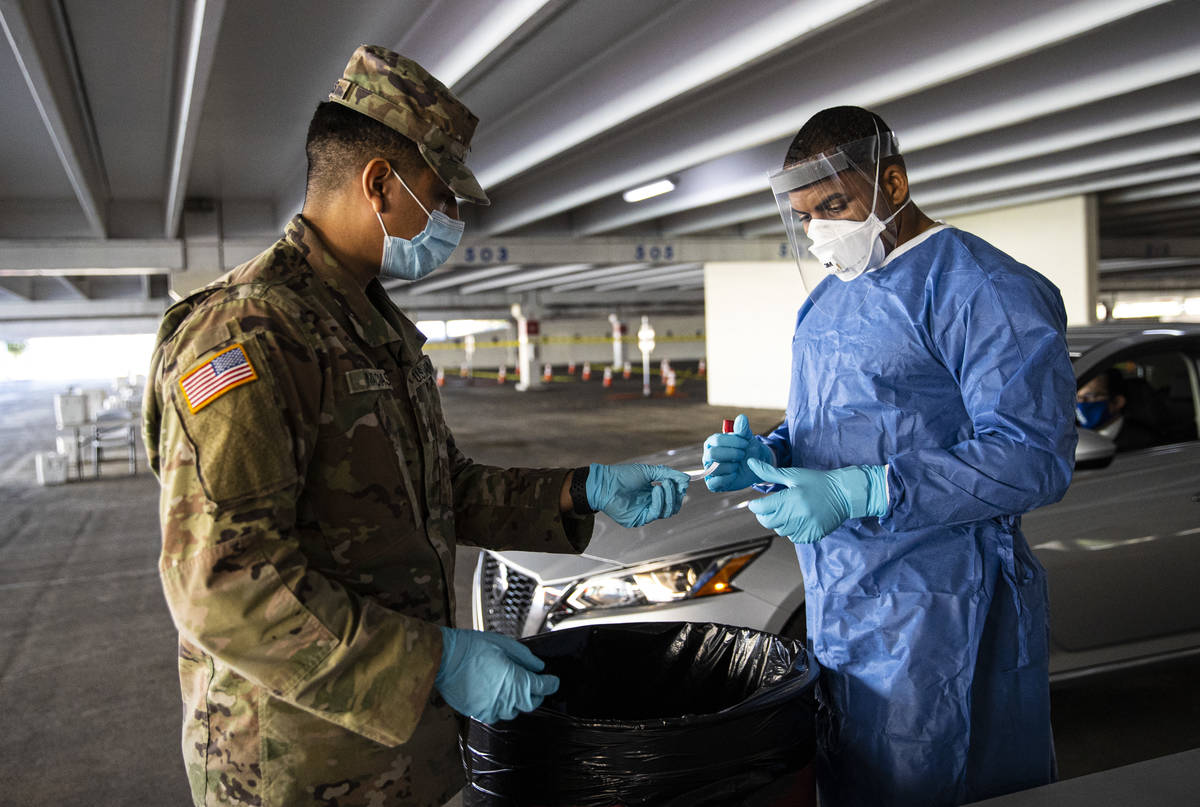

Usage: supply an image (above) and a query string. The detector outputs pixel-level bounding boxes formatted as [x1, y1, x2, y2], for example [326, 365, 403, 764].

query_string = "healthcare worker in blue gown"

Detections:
[702, 106, 1077, 807]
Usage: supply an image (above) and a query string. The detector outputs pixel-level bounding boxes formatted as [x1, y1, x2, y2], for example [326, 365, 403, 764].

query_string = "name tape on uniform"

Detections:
[345, 368, 391, 394]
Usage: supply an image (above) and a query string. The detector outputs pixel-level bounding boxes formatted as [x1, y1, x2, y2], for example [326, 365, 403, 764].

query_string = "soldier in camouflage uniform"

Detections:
[143, 45, 689, 807]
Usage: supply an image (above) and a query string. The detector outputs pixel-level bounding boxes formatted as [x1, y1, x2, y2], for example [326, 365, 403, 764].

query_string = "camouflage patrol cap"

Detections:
[329, 45, 489, 205]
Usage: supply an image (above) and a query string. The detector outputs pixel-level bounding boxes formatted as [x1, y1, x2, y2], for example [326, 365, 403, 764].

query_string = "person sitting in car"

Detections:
[1075, 368, 1160, 451]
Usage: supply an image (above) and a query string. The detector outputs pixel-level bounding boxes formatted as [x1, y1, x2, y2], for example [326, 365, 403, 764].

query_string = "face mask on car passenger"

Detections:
[1075, 400, 1108, 430]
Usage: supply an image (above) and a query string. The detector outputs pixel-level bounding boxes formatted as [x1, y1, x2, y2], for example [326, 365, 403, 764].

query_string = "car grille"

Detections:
[480, 554, 537, 637]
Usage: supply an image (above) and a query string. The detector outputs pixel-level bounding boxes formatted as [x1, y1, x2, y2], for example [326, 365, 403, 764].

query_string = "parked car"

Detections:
[474, 324, 1200, 681]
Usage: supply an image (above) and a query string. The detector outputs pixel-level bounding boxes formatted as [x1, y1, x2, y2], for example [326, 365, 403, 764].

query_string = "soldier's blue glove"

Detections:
[703, 413, 775, 492]
[435, 627, 559, 724]
[745, 459, 889, 545]
[586, 463, 690, 528]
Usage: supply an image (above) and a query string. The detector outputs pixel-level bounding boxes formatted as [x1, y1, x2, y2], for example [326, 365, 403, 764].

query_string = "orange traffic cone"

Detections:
[665, 369, 677, 397]
[582, 362, 592, 381]
[623, 361, 632, 380]
[543, 363, 553, 382]
[497, 365, 507, 384]
[602, 366, 612, 388]
[436, 367, 445, 387]
[568, 360, 576, 375]
[698, 359, 706, 377]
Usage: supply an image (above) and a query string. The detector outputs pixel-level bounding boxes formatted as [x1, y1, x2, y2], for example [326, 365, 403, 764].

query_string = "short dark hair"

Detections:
[1081, 367, 1127, 397]
[1102, 367, 1127, 397]
[784, 105, 896, 168]
[304, 101, 426, 199]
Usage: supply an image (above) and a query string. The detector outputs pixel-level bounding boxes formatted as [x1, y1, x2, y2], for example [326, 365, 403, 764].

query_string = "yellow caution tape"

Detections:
[424, 334, 705, 350]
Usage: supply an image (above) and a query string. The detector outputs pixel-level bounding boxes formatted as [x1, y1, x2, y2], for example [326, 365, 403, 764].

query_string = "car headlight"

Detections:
[546, 539, 769, 626]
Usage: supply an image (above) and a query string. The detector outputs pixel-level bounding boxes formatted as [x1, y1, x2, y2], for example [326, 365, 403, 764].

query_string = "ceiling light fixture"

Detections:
[623, 178, 676, 203]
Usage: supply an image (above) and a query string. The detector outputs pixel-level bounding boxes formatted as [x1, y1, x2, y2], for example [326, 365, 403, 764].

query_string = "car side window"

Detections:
[1109, 351, 1199, 448]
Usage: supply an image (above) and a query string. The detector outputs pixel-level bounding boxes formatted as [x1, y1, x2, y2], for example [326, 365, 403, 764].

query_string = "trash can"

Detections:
[35, 451, 69, 486]
[463, 621, 819, 807]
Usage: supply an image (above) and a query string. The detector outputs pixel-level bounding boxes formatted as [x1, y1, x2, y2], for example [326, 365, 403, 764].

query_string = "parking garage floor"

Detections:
[1, 372, 1198, 805]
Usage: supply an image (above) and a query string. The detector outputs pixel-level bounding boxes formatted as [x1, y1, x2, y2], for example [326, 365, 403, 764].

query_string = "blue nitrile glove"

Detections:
[702, 413, 775, 492]
[586, 463, 691, 528]
[745, 458, 889, 545]
[434, 627, 559, 724]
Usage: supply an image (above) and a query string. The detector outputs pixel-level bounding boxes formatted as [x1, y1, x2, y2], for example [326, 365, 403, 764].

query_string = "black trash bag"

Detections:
[463, 621, 819, 807]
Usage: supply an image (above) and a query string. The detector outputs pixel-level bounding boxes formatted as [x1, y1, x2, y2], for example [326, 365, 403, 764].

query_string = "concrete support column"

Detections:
[608, 312, 624, 369]
[636, 316, 655, 398]
[948, 194, 1098, 326]
[171, 204, 226, 298]
[512, 294, 542, 391]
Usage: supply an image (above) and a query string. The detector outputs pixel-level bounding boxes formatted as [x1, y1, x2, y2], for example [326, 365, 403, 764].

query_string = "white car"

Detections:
[475, 324, 1200, 681]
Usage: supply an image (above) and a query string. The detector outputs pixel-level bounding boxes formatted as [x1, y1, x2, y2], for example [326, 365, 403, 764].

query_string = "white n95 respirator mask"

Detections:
[805, 214, 888, 281]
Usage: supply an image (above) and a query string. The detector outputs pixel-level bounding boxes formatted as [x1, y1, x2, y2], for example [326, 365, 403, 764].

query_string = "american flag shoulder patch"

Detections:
[179, 343, 258, 413]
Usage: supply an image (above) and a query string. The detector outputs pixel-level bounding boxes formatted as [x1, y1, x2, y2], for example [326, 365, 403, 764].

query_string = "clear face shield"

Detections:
[768, 131, 906, 311]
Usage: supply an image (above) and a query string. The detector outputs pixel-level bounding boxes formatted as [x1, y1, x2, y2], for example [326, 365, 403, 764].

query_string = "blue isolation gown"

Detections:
[761, 226, 1077, 806]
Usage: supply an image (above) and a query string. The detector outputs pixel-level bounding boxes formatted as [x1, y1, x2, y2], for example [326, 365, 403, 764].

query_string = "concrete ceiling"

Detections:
[1, 0, 1198, 325]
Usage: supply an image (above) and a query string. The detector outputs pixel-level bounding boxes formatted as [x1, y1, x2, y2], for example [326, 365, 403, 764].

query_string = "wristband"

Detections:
[569, 466, 595, 515]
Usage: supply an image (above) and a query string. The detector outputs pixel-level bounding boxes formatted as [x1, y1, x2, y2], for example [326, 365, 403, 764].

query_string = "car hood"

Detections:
[498, 445, 770, 581]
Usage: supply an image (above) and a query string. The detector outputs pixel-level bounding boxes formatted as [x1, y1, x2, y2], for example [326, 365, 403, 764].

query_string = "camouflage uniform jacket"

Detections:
[143, 215, 593, 807]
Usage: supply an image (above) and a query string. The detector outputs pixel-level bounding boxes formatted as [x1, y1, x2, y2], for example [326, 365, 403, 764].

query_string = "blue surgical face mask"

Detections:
[1076, 400, 1109, 430]
[376, 169, 464, 281]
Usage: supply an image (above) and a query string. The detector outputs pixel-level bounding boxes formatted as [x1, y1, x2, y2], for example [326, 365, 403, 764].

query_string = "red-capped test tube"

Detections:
[698, 418, 739, 480]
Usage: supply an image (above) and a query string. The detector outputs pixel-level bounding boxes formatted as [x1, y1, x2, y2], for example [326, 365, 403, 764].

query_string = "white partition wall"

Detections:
[947, 195, 1098, 326]
[704, 261, 808, 410]
[704, 197, 1099, 409]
